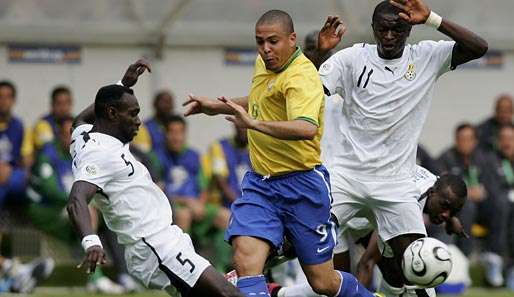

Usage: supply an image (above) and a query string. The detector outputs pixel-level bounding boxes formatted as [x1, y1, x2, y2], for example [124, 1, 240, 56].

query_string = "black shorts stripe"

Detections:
[142, 237, 192, 297]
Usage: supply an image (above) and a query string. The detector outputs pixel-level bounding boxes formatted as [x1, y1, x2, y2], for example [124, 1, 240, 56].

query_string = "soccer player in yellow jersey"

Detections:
[184, 9, 376, 297]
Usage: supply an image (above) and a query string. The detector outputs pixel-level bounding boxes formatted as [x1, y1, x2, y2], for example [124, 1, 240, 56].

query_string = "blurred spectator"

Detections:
[437, 123, 505, 287]
[155, 115, 231, 270]
[0, 80, 32, 207]
[416, 144, 441, 174]
[132, 90, 175, 153]
[26, 117, 138, 294]
[489, 124, 514, 290]
[209, 124, 250, 207]
[0, 255, 54, 293]
[32, 86, 73, 151]
[477, 94, 513, 152]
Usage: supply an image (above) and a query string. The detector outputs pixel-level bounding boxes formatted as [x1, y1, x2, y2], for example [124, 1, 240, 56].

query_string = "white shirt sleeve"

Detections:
[319, 48, 354, 97]
[73, 148, 122, 190]
[418, 40, 456, 78]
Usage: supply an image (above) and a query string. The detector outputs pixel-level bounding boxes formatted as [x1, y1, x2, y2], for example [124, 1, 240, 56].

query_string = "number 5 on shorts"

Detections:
[176, 252, 195, 273]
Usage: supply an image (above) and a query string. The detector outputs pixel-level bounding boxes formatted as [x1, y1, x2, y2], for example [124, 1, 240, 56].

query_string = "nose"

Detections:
[440, 210, 450, 221]
[135, 116, 141, 127]
[263, 42, 272, 54]
[385, 30, 394, 40]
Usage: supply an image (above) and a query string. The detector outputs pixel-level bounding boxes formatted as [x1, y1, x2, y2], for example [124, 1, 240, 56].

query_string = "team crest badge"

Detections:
[404, 64, 416, 81]
[84, 164, 98, 176]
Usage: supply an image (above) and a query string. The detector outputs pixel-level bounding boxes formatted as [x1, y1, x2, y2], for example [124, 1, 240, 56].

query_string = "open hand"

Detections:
[78, 245, 106, 274]
[183, 94, 218, 116]
[121, 58, 152, 87]
[318, 16, 346, 52]
[219, 97, 257, 129]
[390, 0, 431, 25]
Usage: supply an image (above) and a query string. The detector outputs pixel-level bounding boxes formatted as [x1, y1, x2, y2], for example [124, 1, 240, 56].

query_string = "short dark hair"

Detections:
[0, 80, 17, 98]
[455, 122, 476, 137]
[94, 84, 134, 119]
[51, 86, 71, 104]
[372, 0, 406, 25]
[165, 114, 186, 129]
[153, 90, 174, 104]
[256, 10, 294, 34]
[435, 174, 467, 200]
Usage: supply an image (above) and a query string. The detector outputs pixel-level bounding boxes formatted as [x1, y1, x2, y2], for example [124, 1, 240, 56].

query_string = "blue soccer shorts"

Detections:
[225, 165, 336, 265]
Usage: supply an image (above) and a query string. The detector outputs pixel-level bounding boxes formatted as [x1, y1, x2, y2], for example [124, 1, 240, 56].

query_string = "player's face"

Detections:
[154, 93, 174, 117]
[116, 94, 141, 144]
[495, 97, 513, 125]
[498, 127, 514, 158]
[0, 86, 15, 117]
[52, 92, 73, 120]
[255, 23, 297, 71]
[455, 127, 477, 156]
[426, 188, 464, 225]
[372, 13, 411, 59]
[166, 122, 186, 153]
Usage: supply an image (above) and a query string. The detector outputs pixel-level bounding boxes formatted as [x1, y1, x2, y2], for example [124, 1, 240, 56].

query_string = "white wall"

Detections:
[0, 45, 512, 157]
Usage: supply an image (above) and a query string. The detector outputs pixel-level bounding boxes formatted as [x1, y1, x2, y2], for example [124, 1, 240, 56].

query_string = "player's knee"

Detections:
[232, 237, 268, 276]
[307, 273, 340, 296]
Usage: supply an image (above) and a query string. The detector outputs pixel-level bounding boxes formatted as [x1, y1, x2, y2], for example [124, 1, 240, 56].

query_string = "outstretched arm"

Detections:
[219, 97, 317, 140]
[390, 0, 488, 68]
[310, 16, 347, 69]
[73, 59, 151, 129]
[183, 95, 248, 117]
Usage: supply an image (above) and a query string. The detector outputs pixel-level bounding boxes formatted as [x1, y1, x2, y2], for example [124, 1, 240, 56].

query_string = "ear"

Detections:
[106, 106, 118, 120]
[289, 32, 297, 47]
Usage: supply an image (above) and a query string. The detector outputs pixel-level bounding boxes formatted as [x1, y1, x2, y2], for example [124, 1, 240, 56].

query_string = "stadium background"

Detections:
[0, 0, 513, 296]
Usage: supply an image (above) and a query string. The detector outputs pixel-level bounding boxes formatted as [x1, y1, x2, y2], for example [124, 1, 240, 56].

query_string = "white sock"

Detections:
[279, 283, 322, 297]
[378, 278, 404, 297]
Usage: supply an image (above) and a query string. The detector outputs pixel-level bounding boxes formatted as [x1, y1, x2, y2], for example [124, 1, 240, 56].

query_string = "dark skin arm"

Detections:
[311, 16, 346, 69]
[66, 181, 105, 274]
[72, 58, 151, 129]
[390, 0, 488, 68]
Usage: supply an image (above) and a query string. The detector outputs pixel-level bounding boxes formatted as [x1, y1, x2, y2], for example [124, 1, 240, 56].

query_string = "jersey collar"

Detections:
[272, 47, 302, 73]
[370, 44, 408, 66]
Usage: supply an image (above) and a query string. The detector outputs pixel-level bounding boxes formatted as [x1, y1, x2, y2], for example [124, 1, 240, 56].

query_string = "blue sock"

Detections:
[337, 271, 375, 297]
[236, 275, 270, 297]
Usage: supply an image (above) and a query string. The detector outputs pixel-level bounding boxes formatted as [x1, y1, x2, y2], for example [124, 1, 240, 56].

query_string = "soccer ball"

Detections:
[402, 237, 452, 288]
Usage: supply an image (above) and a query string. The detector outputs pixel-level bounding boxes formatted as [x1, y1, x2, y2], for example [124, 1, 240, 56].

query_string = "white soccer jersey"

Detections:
[320, 41, 455, 178]
[70, 124, 173, 245]
[414, 165, 438, 210]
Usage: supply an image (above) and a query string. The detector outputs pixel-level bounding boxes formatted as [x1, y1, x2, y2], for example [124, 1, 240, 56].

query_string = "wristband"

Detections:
[81, 234, 103, 251]
[425, 11, 442, 29]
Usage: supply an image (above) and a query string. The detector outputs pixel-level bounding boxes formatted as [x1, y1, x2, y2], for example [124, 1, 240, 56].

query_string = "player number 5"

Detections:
[176, 252, 195, 273]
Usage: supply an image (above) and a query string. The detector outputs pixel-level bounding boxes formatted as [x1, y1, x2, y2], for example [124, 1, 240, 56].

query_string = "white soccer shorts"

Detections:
[124, 225, 211, 295]
[330, 171, 427, 247]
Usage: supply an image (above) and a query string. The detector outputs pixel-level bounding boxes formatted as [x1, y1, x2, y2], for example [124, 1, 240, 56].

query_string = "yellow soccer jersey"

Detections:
[248, 48, 324, 176]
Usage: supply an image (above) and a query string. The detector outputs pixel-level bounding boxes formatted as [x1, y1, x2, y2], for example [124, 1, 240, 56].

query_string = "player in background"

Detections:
[0, 80, 33, 206]
[312, 0, 487, 296]
[66, 60, 244, 297]
[184, 9, 377, 297]
[132, 90, 175, 153]
[32, 86, 73, 151]
[270, 166, 468, 297]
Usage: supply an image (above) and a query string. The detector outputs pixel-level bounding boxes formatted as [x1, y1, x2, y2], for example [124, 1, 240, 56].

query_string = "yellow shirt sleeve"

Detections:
[132, 124, 152, 153]
[209, 141, 228, 178]
[284, 69, 323, 127]
[22, 128, 34, 158]
[33, 120, 54, 149]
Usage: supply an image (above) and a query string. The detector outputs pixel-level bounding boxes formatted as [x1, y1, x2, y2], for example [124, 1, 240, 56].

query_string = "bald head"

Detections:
[495, 93, 513, 125]
[256, 10, 294, 34]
